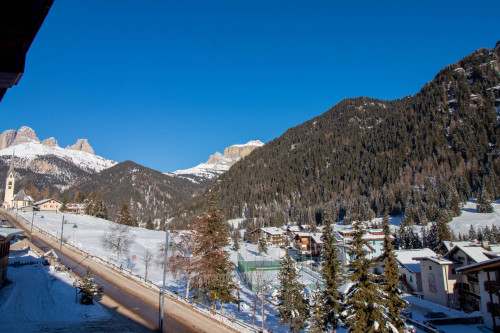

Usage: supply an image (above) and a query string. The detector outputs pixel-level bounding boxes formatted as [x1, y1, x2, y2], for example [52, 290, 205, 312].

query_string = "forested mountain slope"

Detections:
[175, 42, 500, 228]
[63, 161, 204, 223]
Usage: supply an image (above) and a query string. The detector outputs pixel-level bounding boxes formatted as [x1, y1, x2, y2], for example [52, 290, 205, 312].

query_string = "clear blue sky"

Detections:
[1, 1, 499, 172]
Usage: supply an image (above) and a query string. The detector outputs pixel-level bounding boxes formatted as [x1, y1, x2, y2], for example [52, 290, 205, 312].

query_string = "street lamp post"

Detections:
[159, 229, 192, 333]
[29, 211, 35, 243]
[59, 215, 77, 256]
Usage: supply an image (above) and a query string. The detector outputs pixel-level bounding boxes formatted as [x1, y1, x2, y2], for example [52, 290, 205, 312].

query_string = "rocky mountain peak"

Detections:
[222, 140, 264, 160]
[41, 137, 59, 147]
[11, 126, 40, 145]
[66, 138, 95, 155]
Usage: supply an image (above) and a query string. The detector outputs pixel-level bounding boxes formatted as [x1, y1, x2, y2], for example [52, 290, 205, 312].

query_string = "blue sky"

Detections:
[1, 1, 499, 172]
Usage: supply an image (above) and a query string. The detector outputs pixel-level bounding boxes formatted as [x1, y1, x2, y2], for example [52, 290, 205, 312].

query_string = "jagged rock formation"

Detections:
[170, 140, 264, 185]
[41, 137, 58, 147]
[0, 130, 16, 149]
[66, 139, 95, 155]
[0, 126, 95, 155]
[11, 126, 40, 145]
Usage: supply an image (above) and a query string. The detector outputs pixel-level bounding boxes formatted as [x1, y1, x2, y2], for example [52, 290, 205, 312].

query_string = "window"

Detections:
[429, 266, 432, 270]
[428, 273, 437, 293]
[410, 276, 413, 282]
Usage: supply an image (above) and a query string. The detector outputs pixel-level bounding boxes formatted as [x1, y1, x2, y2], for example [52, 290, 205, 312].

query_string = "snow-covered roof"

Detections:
[0, 227, 24, 238]
[451, 244, 491, 263]
[261, 227, 285, 235]
[414, 256, 454, 265]
[441, 241, 476, 253]
[34, 198, 62, 206]
[287, 226, 301, 232]
[394, 248, 437, 273]
[13, 190, 33, 202]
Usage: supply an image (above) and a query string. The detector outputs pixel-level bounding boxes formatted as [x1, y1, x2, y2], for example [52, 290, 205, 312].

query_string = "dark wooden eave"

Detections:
[0, 0, 54, 101]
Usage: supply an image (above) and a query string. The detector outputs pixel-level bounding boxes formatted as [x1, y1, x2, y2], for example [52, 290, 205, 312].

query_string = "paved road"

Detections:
[2, 211, 236, 333]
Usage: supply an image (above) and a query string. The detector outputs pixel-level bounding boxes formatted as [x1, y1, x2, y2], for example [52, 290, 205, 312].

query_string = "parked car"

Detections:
[424, 311, 446, 319]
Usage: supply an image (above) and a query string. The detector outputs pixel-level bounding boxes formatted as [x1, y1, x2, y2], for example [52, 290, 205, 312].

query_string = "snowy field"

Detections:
[15, 211, 285, 332]
[12, 198, 500, 332]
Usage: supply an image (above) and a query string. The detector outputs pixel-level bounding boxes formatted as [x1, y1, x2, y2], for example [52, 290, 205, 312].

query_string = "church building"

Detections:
[2, 153, 33, 209]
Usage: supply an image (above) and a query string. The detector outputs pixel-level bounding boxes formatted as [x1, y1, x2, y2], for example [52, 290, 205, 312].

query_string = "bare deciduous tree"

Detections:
[157, 231, 200, 299]
[141, 248, 154, 281]
[101, 223, 134, 265]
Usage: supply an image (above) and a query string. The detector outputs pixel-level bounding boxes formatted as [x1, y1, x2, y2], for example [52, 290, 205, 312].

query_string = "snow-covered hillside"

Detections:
[0, 141, 116, 174]
[170, 140, 264, 184]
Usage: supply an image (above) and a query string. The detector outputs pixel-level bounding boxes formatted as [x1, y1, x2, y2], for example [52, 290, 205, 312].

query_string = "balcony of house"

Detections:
[487, 302, 500, 316]
[466, 274, 479, 284]
[485, 280, 500, 295]
[458, 286, 481, 301]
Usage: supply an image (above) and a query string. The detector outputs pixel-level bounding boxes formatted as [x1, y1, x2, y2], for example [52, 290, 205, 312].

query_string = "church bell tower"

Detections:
[3, 152, 15, 209]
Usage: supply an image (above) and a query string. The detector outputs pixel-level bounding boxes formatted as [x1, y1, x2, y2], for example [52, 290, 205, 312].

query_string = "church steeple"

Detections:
[3, 151, 16, 209]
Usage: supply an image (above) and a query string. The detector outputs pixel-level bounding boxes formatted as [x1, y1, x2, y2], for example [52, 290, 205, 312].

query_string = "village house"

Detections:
[456, 257, 500, 332]
[393, 248, 437, 296]
[0, 227, 24, 288]
[246, 227, 287, 247]
[415, 241, 500, 310]
[11, 190, 34, 209]
[64, 203, 85, 214]
[34, 198, 62, 212]
[293, 232, 324, 257]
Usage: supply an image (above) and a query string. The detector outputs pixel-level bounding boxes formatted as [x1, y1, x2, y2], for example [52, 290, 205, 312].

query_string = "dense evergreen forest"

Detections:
[173, 42, 500, 229]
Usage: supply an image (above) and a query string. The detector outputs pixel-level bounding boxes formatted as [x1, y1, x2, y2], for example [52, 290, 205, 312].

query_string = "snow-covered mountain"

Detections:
[0, 126, 116, 193]
[0, 126, 115, 174]
[170, 140, 264, 185]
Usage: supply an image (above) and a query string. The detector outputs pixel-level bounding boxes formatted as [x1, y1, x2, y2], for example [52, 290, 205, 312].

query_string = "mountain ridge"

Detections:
[172, 43, 500, 228]
[169, 140, 264, 185]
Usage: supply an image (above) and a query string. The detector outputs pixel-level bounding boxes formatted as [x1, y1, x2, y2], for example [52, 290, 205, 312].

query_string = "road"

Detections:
[1, 210, 237, 333]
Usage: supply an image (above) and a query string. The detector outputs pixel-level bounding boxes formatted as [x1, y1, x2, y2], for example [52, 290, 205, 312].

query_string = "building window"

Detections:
[429, 266, 432, 270]
[428, 273, 437, 293]
[410, 276, 413, 282]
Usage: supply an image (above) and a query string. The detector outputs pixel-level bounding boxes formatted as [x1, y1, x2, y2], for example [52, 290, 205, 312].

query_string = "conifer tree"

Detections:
[307, 283, 328, 333]
[117, 203, 137, 227]
[277, 249, 308, 333]
[145, 216, 155, 230]
[468, 225, 477, 241]
[193, 199, 235, 312]
[436, 212, 454, 245]
[60, 197, 68, 212]
[320, 214, 342, 331]
[344, 220, 385, 333]
[258, 232, 268, 255]
[232, 231, 241, 252]
[381, 212, 407, 332]
[477, 187, 494, 213]
[78, 266, 103, 305]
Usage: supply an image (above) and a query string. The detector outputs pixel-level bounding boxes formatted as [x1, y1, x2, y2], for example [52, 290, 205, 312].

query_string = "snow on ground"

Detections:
[0, 141, 116, 173]
[404, 295, 485, 333]
[15, 199, 500, 332]
[0, 244, 110, 332]
[447, 199, 500, 236]
[17, 211, 287, 332]
[228, 218, 244, 228]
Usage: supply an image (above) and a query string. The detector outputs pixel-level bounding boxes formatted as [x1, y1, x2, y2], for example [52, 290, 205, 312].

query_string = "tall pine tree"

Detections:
[258, 232, 268, 255]
[381, 212, 407, 332]
[344, 220, 385, 333]
[277, 249, 308, 333]
[320, 214, 342, 331]
[193, 199, 236, 312]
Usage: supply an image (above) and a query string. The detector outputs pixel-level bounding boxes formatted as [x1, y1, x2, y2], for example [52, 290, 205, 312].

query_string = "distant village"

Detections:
[2, 153, 500, 333]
